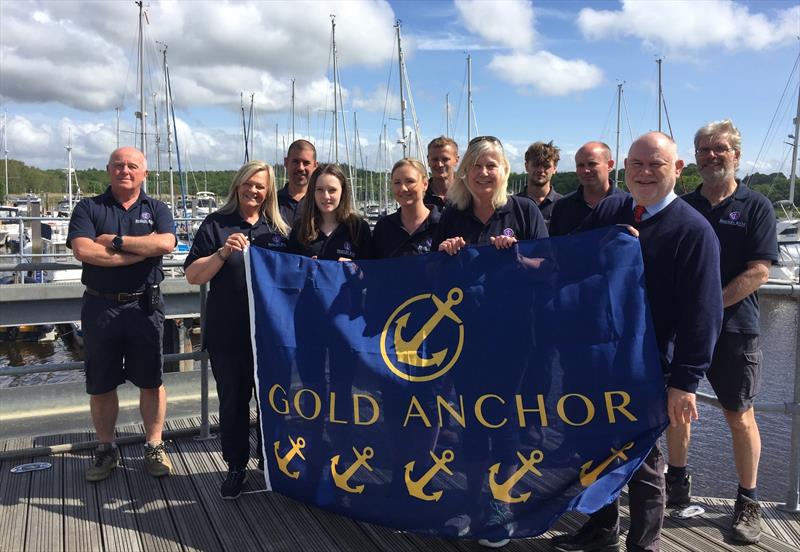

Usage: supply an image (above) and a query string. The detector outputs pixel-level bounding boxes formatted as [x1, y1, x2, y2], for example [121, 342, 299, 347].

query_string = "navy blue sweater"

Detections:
[579, 194, 723, 393]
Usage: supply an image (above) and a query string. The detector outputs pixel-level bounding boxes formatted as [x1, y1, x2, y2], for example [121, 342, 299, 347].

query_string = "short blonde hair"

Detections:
[448, 139, 510, 210]
[218, 161, 289, 236]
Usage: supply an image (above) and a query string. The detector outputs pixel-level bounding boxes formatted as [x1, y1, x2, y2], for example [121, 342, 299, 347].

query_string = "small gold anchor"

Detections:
[394, 288, 463, 367]
[273, 436, 306, 479]
[579, 442, 635, 487]
[489, 450, 544, 503]
[330, 446, 374, 494]
[404, 449, 455, 501]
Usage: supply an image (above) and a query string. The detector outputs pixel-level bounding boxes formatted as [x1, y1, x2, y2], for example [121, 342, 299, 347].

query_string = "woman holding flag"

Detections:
[184, 161, 289, 500]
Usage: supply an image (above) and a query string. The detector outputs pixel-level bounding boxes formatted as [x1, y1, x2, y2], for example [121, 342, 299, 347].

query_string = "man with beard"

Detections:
[278, 139, 318, 226]
[667, 120, 777, 543]
[549, 141, 624, 236]
[516, 141, 562, 227]
[425, 136, 459, 211]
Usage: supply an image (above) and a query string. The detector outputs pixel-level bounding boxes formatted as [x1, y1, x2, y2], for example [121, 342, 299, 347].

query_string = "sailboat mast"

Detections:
[467, 54, 473, 142]
[65, 130, 73, 212]
[656, 57, 663, 133]
[446, 93, 451, 138]
[3, 110, 8, 199]
[331, 15, 339, 163]
[153, 92, 161, 196]
[614, 82, 623, 190]
[115, 106, 120, 148]
[396, 21, 408, 158]
[291, 78, 296, 142]
[789, 80, 800, 205]
[161, 45, 175, 215]
[135, 2, 147, 166]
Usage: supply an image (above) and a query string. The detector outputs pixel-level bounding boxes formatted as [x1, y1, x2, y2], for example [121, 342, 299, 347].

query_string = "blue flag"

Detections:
[246, 227, 667, 540]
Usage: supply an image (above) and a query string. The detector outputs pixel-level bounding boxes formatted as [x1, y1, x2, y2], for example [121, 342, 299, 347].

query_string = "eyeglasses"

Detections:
[468, 135, 503, 148]
[695, 145, 734, 156]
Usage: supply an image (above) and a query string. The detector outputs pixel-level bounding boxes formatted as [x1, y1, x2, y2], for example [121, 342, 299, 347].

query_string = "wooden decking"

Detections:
[1, 416, 798, 552]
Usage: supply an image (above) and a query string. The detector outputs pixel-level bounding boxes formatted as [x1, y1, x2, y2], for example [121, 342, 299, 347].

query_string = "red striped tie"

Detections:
[634, 205, 646, 224]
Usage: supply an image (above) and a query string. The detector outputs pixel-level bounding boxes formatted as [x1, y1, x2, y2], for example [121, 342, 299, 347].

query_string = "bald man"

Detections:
[551, 133, 723, 552]
[68, 146, 176, 482]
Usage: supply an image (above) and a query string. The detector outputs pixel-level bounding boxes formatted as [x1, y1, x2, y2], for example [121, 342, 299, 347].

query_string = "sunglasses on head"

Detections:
[468, 135, 502, 148]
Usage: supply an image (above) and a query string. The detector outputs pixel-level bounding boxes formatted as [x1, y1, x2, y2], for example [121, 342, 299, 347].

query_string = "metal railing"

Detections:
[0, 257, 798, 512]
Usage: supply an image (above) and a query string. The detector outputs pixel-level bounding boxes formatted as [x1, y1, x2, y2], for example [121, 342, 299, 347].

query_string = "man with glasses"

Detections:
[517, 141, 562, 227]
[549, 141, 623, 236]
[667, 120, 777, 543]
[426, 136, 459, 211]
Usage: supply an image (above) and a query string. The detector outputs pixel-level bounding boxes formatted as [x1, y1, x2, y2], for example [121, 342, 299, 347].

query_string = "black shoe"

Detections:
[551, 523, 619, 552]
[220, 468, 248, 500]
[731, 495, 761, 544]
[666, 473, 692, 507]
[478, 500, 515, 548]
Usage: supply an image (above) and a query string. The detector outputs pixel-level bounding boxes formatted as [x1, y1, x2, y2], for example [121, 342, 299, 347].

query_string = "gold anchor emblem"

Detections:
[380, 288, 465, 382]
[579, 442, 635, 487]
[489, 450, 544, 503]
[330, 446, 374, 494]
[404, 449, 455, 501]
[273, 436, 306, 479]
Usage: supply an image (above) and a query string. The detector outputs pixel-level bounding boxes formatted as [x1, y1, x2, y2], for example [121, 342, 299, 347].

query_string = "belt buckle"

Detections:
[117, 292, 132, 302]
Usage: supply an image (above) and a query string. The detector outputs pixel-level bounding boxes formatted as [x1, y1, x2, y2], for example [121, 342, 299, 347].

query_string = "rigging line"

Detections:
[622, 89, 635, 144]
[745, 52, 800, 184]
[661, 92, 674, 140]
[335, 59, 354, 182]
[452, 61, 467, 139]
[379, 36, 397, 137]
[402, 64, 427, 169]
[600, 87, 617, 142]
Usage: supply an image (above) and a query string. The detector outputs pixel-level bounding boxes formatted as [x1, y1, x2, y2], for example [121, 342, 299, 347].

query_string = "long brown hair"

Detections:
[297, 164, 363, 246]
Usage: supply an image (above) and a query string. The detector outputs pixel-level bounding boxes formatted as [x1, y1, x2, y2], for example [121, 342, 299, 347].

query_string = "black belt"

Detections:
[85, 287, 145, 302]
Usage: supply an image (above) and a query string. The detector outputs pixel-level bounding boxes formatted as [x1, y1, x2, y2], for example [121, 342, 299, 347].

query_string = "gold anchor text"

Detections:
[394, 288, 463, 368]
[404, 449, 455, 501]
[489, 450, 544, 504]
[579, 442, 635, 487]
[273, 436, 306, 479]
[330, 446, 374, 494]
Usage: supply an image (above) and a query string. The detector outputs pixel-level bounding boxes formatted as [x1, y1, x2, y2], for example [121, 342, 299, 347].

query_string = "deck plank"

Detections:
[25, 434, 64, 552]
[0, 437, 34, 552]
[61, 430, 104, 552]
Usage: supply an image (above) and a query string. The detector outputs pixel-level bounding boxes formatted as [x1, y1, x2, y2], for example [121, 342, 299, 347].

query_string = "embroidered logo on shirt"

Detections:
[720, 210, 746, 228]
[135, 211, 154, 225]
[503, 228, 515, 237]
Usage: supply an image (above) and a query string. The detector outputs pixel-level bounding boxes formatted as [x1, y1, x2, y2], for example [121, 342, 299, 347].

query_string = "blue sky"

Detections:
[1, 0, 798, 178]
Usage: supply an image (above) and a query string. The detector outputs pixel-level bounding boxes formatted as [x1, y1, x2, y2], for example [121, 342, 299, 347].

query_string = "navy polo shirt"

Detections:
[67, 187, 175, 293]
[432, 195, 548, 250]
[682, 184, 778, 334]
[423, 189, 447, 212]
[277, 185, 304, 227]
[371, 208, 441, 258]
[184, 210, 289, 350]
[288, 217, 372, 260]
[515, 186, 563, 225]
[549, 185, 627, 236]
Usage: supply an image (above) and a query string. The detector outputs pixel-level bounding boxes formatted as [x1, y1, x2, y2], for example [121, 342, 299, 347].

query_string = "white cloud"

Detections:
[455, 0, 535, 51]
[488, 51, 604, 95]
[414, 33, 503, 52]
[577, 0, 799, 53]
[0, 0, 396, 112]
[352, 86, 399, 112]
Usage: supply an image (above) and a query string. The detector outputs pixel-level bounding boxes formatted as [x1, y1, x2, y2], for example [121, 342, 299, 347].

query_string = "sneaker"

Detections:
[477, 500, 514, 548]
[666, 473, 692, 507]
[143, 441, 172, 477]
[731, 495, 762, 544]
[551, 522, 620, 551]
[86, 443, 120, 482]
[443, 514, 471, 538]
[220, 468, 248, 500]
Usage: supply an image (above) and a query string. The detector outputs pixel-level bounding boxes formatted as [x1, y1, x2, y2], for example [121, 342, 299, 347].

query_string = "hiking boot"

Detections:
[478, 500, 514, 548]
[731, 495, 762, 544]
[666, 472, 692, 507]
[86, 443, 120, 482]
[551, 522, 620, 551]
[143, 441, 172, 477]
[220, 468, 248, 500]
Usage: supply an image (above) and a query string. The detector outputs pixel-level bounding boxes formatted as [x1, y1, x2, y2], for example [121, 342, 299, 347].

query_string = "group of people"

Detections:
[67, 117, 777, 551]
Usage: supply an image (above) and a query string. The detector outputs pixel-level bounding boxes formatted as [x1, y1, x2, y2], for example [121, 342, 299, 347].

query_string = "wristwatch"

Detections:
[112, 235, 124, 252]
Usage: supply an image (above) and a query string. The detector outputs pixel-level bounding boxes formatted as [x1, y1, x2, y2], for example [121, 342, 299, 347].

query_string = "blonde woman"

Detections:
[371, 158, 440, 258]
[184, 161, 289, 499]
